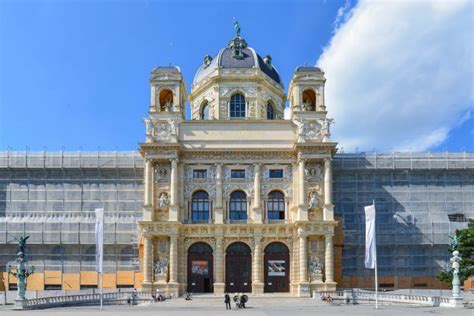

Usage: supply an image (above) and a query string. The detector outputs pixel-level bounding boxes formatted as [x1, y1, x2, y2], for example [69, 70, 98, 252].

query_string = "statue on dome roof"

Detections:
[233, 17, 241, 37]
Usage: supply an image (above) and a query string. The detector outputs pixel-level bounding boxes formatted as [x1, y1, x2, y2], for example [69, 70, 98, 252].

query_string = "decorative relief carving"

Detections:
[183, 165, 216, 199]
[305, 163, 323, 181]
[181, 151, 295, 162]
[154, 119, 178, 142]
[154, 164, 171, 182]
[293, 118, 333, 143]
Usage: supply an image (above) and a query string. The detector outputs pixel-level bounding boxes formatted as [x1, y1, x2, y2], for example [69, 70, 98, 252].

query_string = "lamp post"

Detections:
[7, 236, 35, 310]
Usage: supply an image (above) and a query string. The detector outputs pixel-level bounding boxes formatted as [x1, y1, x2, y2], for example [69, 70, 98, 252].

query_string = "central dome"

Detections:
[192, 36, 282, 87]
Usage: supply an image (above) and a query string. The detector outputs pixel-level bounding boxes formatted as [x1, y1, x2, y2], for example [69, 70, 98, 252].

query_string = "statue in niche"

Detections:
[309, 257, 323, 281]
[303, 99, 314, 111]
[158, 193, 169, 208]
[308, 191, 319, 209]
[154, 258, 168, 275]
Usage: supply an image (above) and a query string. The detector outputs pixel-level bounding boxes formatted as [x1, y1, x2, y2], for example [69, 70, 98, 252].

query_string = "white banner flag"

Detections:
[95, 208, 104, 273]
[364, 204, 376, 269]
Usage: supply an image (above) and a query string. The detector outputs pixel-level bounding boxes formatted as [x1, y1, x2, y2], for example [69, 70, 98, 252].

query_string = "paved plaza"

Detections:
[1, 297, 472, 316]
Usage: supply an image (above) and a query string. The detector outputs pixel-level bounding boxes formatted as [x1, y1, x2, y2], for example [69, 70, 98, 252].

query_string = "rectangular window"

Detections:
[269, 169, 283, 178]
[193, 169, 207, 179]
[231, 169, 245, 179]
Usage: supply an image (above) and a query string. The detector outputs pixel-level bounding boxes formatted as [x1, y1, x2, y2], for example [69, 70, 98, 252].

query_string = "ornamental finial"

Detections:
[233, 17, 241, 37]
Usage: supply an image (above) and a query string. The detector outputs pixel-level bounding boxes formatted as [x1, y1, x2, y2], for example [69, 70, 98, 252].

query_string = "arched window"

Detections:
[267, 191, 285, 220]
[230, 94, 246, 118]
[267, 102, 275, 120]
[229, 190, 247, 220]
[302, 89, 316, 111]
[264, 242, 289, 254]
[192, 191, 210, 222]
[189, 242, 213, 254]
[201, 101, 209, 120]
[159, 89, 173, 112]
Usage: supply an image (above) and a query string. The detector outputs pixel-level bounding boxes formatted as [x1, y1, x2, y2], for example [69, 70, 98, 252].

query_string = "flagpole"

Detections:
[373, 199, 378, 310]
[100, 271, 103, 310]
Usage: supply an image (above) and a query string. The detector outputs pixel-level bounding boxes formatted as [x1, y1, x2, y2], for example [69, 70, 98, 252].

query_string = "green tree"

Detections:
[436, 219, 474, 284]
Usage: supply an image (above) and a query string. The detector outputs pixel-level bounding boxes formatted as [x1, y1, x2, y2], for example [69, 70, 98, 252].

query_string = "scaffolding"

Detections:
[333, 152, 474, 279]
[0, 150, 473, 280]
[0, 151, 143, 274]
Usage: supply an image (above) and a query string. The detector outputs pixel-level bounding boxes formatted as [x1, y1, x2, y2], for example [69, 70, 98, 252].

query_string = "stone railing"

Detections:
[19, 291, 153, 310]
[316, 289, 462, 308]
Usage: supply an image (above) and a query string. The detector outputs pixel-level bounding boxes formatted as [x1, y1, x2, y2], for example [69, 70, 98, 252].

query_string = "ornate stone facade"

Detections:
[138, 31, 337, 297]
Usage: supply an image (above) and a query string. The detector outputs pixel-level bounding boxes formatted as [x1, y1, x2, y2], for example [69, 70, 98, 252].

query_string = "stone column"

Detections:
[215, 164, 224, 224]
[297, 234, 310, 296]
[144, 160, 152, 206]
[299, 236, 308, 282]
[252, 164, 262, 223]
[169, 235, 178, 283]
[169, 158, 179, 221]
[323, 158, 334, 221]
[143, 160, 153, 221]
[252, 236, 264, 294]
[297, 155, 307, 221]
[325, 234, 334, 283]
[214, 236, 225, 294]
[143, 234, 153, 284]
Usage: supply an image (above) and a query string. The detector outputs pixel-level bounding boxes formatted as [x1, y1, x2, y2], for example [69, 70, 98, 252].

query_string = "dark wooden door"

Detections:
[264, 242, 290, 293]
[187, 243, 213, 293]
[225, 242, 252, 293]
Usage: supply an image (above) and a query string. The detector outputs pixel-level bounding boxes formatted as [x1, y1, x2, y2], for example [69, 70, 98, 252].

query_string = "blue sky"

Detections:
[0, 0, 473, 152]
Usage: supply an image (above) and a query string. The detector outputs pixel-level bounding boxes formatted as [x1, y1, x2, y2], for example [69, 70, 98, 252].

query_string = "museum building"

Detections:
[0, 32, 473, 296]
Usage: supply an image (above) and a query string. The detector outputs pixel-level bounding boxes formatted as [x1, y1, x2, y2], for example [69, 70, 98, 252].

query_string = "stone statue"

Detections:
[294, 118, 305, 142]
[233, 17, 241, 37]
[143, 118, 153, 137]
[169, 119, 177, 136]
[303, 99, 314, 111]
[309, 258, 323, 281]
[154, 258, 168, 275]
[308, 191, 319, 209]
[158, 193, 169, 208]
[321, 118, 334, 142]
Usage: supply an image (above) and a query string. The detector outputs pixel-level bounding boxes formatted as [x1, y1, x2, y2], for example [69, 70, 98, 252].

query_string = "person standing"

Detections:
[225, 293, 231, 310]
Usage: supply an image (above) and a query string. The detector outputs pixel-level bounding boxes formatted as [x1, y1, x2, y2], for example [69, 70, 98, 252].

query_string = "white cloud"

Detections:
[318, 0, 474, 152]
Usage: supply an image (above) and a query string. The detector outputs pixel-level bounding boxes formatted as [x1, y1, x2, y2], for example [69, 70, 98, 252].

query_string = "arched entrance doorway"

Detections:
[187, 242, 213, 293]
[264, 242, 290, 293]
[226, 242, 252, 293]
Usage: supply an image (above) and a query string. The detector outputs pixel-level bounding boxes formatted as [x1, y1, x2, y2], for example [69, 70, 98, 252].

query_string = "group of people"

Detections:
[152, 288, 166, 302]
[225, 293, 248, 309]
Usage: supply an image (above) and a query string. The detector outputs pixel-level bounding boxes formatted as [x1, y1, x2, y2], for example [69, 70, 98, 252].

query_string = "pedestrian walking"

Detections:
[225, 293, 231, 310]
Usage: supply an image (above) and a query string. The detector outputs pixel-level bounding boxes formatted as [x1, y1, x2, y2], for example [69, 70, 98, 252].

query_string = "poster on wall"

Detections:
[268, 260, 286, 276]
[192, 260, 209, 275]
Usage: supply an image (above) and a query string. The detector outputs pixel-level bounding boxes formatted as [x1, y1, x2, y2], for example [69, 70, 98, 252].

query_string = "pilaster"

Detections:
[169, 158, 179, 221]
[252, 236, 264, 295]
[213, 236, 225, 295]
[323, 158, 334, 221]
[324, 234, 336, 291]
[252, 164, 263, 223]
[142, 234, 154, 290]
[214, 163, 224, 224]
